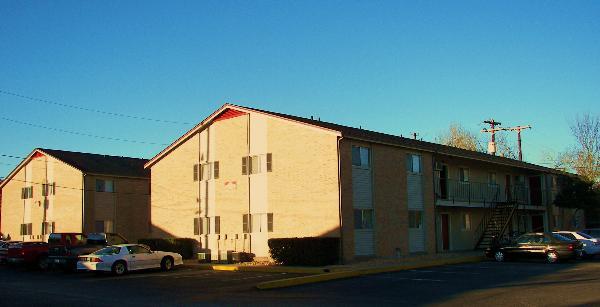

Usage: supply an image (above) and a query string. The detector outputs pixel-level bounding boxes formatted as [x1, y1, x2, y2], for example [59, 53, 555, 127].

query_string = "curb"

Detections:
[187, 264, 329, 274]
[255, 255, 484, 290]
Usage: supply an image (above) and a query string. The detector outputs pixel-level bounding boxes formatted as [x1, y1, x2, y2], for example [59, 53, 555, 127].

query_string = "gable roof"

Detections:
[145, 103, 560, 174]
[0, 148, 149, 188]
[39, 148, 149, 178]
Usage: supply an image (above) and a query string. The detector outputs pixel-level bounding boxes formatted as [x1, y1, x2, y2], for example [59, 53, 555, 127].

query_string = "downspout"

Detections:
[247, 113, 251, 253]
[432, 153, 438, 253]
[337, 136, 345, 264]
[82, 174, 86, 233]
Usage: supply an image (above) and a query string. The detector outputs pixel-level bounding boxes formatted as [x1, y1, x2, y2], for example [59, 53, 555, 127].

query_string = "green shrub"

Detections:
[268, 237, 340, 266]
[138, 238, 197, 259]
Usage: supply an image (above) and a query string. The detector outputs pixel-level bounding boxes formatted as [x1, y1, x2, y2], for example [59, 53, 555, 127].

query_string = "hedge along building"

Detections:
[0, 148, 150, 242]
[145, 104, 569, 263]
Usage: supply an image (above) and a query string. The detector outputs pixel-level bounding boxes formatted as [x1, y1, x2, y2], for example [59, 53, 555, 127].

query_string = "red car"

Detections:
[7, 242, 49, 269]
[7, 233, 85, 269]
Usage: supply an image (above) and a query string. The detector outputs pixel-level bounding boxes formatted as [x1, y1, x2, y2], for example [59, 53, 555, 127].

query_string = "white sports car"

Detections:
[77, 244, 183, 275]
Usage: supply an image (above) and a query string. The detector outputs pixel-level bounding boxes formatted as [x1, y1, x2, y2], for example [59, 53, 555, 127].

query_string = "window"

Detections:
[488, 173, 497, 185]
[96, 179, 114, 192]
[515, 175, 525, 185]
[243, 214, 251, 233]
[267, 213, 273, 232]
[352, 146, 370, 168]
[21, 186, 33, 199]
[554, 215, 561, 229]
[42, 182, 56, 196]
[94, 220, 114, 233]
[194, 217, 211, 235]
[407, 154, 422, 173]
[459, 168, 469, 182]
[242, 154, 271, 175]
[20, 223, 33, 235]
[251, 155, 260, 174]
[193, 164, 199, 181]
[461, 213, 471, 231]
[197, 162, 219, 180]
[354, 209, 374, 229]
[408, 211, 423, 229]
[41, 221, 55, 235]
[127, 245, 152, 254]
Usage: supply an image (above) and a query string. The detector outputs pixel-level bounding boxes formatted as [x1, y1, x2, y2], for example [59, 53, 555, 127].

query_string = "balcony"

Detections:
[435, 178, 534, 206]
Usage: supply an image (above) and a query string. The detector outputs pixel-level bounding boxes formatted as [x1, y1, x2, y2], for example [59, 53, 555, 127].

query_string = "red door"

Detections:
[441, 214, 450, 251]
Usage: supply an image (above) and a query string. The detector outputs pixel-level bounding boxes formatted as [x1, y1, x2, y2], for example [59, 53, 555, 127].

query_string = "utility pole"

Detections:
[481, 119, 502, 155]
[501, 125, 531, 161]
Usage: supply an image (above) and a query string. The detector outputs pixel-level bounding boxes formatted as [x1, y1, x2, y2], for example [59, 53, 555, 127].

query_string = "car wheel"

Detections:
[112, 261, 128, 276]
[37, 256, 49, 270]
[494, 251, 505, 262]
[546, 251, 559, 264]
[161, 257, 174, 271]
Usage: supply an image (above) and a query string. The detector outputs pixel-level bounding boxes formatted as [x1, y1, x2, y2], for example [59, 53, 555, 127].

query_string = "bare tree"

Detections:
[436, 123, 484, 152]
[436, 123, 518, 158]
[494, 132, 518, 159]
[565, 114, 600, 183]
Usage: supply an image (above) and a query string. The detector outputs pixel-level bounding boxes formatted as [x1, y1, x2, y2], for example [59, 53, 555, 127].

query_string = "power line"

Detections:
[1, 117, 168, 146]
[0, 89, 192, 125]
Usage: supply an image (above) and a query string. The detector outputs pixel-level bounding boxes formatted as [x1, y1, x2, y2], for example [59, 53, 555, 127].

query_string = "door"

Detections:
[528, 234, 549, 259]
[441, 214, 450, 251]
[531, 215, 544, 232]
[529, 177, 542, 206]
[126, 245, 153, 269]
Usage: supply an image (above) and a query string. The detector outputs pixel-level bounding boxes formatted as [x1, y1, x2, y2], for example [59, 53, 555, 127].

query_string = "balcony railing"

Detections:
[435, 178, 532, 205]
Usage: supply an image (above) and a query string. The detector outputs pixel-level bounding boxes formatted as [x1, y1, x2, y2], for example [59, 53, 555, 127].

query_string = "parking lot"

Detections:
[2, 259, 600, 306]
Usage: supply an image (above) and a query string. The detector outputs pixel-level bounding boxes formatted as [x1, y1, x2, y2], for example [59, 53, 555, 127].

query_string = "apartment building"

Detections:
[0, 148, 150, 242]
[146, 104, 569, 263]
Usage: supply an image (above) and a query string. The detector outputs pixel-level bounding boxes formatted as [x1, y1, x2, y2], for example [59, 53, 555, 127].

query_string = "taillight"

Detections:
[88, 258, 103, 263]
[568, 244, 574, 251]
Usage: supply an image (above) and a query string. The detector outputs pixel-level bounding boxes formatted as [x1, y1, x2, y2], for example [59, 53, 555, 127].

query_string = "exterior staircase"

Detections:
[474, 201, 520, 250]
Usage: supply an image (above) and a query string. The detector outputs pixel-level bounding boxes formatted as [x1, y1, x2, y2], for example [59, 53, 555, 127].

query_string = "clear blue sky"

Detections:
[1, 1, 599, 177]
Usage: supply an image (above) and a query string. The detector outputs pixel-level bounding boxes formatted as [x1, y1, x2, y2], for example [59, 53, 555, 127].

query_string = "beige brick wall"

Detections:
[266, 116, 340, 240]
[0, 154, 83, 241]
[149, 113, 341, 258]
[150, 132, 200, 239]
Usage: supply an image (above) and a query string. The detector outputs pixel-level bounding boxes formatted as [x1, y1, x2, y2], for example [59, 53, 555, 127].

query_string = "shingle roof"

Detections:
[236, 105, 559, 174]
[40, 148, 149, 178]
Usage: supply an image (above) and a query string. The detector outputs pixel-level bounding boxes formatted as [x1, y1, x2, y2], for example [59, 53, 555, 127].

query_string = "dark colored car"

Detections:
[7, 242, 50, 269]
[485, 232, 583, 264]
[48, 232, 128, 271]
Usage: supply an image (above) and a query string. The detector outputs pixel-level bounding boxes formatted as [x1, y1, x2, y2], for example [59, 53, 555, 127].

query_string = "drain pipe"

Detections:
[337, 136, 345, 264]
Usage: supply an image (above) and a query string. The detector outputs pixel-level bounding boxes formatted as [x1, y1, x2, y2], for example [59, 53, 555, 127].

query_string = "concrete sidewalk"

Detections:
[182, 251, 485, 289]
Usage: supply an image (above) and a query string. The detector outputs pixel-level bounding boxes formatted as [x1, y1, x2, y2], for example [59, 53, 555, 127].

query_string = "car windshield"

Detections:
[577, 232, 594, 239]
[48, 234, 86, 246]
[93, 246, 121, 255]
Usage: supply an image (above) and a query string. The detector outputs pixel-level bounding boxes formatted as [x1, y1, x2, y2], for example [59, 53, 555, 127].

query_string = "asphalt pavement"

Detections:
[1, 259, 599, 306]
